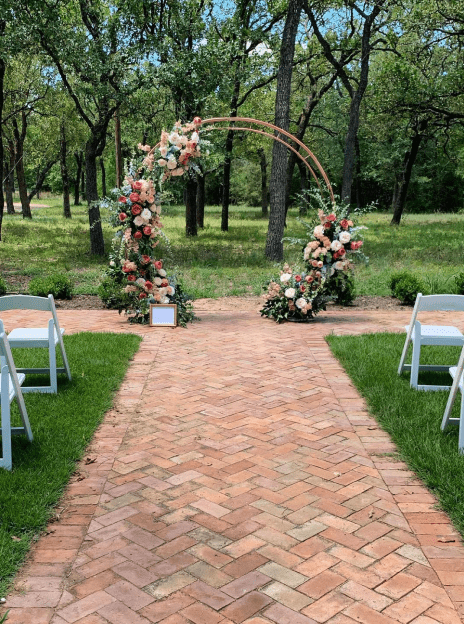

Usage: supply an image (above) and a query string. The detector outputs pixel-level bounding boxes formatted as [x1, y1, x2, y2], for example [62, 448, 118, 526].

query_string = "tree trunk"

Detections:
[5, 142, 15, 214]
[185, 175, 198, 236]
[61, 121, 71, 218]
[354, 134, 362, 208]
[81, 167, 85, 199]
[297, 160, 308, 214]
[74, 151, 83, 205]
[196, 168, 205, 228]
[265, 0, 302, 261]
[100, 158, 107, 197]
[391, 128, 425, 226]
[28, 159, 57, 203]
[0, 48, 4, 239]
[85, 140, 105, 255]
[258, 148, 268, 216]
[12, 115, 32, 219]
[221, 128, 234, 232]
[114, 111, 123, 188]
[341, 92, 362, 203]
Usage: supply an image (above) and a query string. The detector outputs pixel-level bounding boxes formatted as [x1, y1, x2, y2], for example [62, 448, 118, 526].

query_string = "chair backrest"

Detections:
[0, 330, 32, 439]
[416, 294, 464, 313]
[0, 294, 53, 313]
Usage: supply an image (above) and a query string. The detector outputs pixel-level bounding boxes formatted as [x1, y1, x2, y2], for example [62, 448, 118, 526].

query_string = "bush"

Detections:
[455, 272, 464, 295]
[326, 272, 356, 305]
[0, 276, 7, 296]
[389, 271, 423, 305]
[98, 277, 126, 309]
[28, 274, 74, 300]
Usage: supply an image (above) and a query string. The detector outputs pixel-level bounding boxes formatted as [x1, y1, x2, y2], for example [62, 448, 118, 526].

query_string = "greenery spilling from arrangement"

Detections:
[327, 332, 464, 539]
[261, 194, 367, 322]
[0, 332, 141, 597]
[101, 120, 204, 325]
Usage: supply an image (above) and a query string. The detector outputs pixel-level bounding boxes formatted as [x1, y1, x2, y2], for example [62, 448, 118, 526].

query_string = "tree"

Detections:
[265, 0, 302, 261]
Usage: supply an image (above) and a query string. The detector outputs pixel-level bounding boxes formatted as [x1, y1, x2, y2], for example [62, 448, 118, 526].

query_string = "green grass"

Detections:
[327, 332, 464, 537]
[0, 332, 141, 596]
[2, 195, 464, 298]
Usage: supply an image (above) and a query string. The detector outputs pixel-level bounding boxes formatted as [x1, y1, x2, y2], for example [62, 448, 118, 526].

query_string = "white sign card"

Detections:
[149, 304, 177, 327]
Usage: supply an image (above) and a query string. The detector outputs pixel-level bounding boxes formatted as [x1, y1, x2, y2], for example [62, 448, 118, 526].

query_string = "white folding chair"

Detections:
[0, 294, 71, 393]
[398, 293, 464, 391]
[0, 325, 33, 470]
[441, 345, 464, 452]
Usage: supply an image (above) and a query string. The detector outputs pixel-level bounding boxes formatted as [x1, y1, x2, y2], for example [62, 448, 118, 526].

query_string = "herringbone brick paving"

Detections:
[1, 306, 464, 624]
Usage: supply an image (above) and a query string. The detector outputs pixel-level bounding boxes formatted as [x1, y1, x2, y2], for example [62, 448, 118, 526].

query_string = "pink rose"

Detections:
[118, 212, 127, 221]
[131, 204, 142, 215]
[129, 192, 140, 203]
[132, 180, 143, 191]
[127, 274, 136, 282]
[134, 231, 143, 240]
[144, 280, 153, 291]
[119, 196, 127, 204]
[143, 226, 152, 236]
[295, 275, 302, 282]
[300, 285, 306, 292]
[139, 292, 147, 299]
[305, 275, 314, 283]
[154, 260, 163, 270]
[141, 255, 151, 264]
[340, 219, 349, 229]
[193, 116, 202, 125]
[327, 213, 336, 221]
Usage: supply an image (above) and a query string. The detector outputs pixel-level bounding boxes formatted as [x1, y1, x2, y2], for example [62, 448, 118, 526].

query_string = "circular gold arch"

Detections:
[201, 117, 334, 203]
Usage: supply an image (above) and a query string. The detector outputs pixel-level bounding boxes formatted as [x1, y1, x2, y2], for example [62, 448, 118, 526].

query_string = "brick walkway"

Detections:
[1, 307, 464, 624]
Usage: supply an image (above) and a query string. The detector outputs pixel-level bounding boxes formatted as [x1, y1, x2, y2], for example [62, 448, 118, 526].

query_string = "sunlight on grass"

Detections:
[2, 198, 464, 298]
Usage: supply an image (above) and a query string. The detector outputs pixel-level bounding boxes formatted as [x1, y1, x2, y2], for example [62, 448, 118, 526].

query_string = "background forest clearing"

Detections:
[1, 195, 463, 301]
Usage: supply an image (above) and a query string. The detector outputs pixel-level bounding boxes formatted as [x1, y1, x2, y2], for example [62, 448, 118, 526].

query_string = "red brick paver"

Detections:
[1, 306, 464, 623]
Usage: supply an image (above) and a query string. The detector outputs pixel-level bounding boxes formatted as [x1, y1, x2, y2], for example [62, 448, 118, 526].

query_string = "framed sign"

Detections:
[149, 304, 177, 327]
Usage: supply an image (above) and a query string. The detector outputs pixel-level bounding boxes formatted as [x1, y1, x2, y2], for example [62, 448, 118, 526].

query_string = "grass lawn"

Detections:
[0, 332, 141, 597]
[327, 332, 464, 538]
[2, 195, 464, 298]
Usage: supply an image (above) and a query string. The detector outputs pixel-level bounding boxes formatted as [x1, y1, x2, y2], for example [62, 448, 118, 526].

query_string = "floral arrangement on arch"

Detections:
[261, 193, 368, 322]
[260, 263, 328, 323]
[138, 117, 203, 183]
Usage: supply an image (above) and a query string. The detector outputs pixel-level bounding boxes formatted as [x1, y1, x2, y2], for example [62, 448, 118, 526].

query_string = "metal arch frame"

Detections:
[201, 117, 334, 202]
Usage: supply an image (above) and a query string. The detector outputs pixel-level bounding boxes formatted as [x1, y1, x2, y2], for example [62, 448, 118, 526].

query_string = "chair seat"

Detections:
[8, 327, 63, 348]
[406, 324, 464, 345]
[7, 373, 25, 403]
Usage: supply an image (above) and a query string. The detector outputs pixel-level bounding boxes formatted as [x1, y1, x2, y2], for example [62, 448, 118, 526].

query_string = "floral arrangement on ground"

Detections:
[261, 193, 368, 322]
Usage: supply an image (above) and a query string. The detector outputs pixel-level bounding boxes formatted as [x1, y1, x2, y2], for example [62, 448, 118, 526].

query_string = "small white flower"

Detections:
[339, 231, 351, 244]
[314, 225, 324, 238]
[191, 131, 199, 143]
[295, 297, 306, 309]
[285, 288, 296, 298]
[280, 272, 292, 283]
[109, 260, 115, 267]
[141, 208, 152, 221]
[331, 240, 342, 251]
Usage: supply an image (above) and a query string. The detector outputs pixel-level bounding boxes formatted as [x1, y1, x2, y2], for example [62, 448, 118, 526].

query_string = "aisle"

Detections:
[1, 308, 463, 624]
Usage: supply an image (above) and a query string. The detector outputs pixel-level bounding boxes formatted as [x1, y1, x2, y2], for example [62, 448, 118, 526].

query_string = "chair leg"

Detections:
[411, 339, 421, 389]
[49, 320, 57, 393]
[60, 342, 72, 381]
[1, 366, 12, 471]
[459, 393, 464, 454]
[398, 336, 411, 376]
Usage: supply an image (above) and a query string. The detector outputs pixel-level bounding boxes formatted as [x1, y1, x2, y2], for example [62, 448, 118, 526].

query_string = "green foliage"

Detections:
[0, 332, 141, 597]
[97, 277, 126, 310]
[327, 333, 464, 539]
[0, 277, 7, 297]
[325, 271, 356, 305]
[389, 271, 423, 305]
[28, 274, 74, 300]
[455, 272, 464, 295]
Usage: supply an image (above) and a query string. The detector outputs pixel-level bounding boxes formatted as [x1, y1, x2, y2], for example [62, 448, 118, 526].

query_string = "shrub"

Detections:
[455, 272, 464, 295]
[28, 274, 74, 299]
[98, 276, 126, 309]
[0, 276, 7, 296]
[325, 272, 356, 305]
[390, 271, 423, 305]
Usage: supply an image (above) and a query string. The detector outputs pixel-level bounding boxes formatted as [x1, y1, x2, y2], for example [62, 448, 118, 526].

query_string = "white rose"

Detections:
[280, 272, 292, 283]
[313, 225, 324, 238]
[161, 296, 170, 303]
[158, 269, 167, 277]
[191, 131, 199, 143]
[334, 261, 344, 270]
[133, 216, 144, 226]
[295, 297, 306, 309]
[167, 160, 177, 170]
[169, 132, 180, 143]
[331, 240, 342, 251]
[339, 231, 351, 244]
[141, 208, 152, 221]
[157, 159, 167, 167]
[154, 277, 162, 286]
[285, 288, 296, 298]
